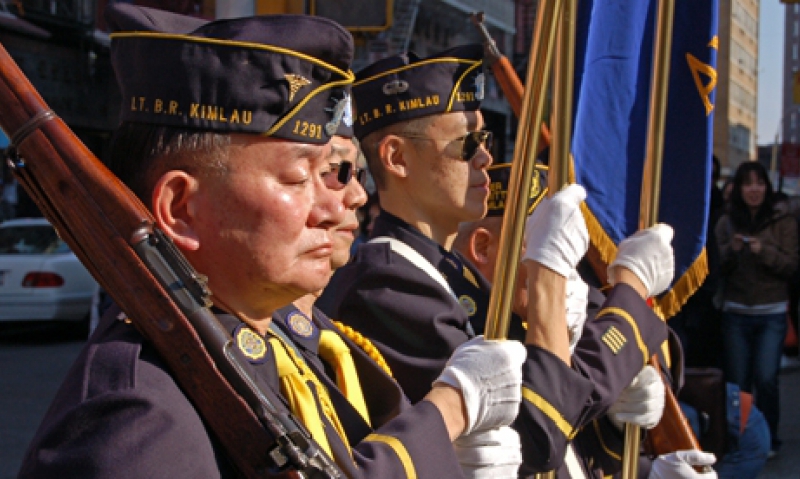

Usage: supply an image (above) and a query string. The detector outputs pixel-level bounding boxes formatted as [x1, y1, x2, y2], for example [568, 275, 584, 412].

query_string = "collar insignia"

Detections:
[234, 324, 269, 363]
[285, 73, 312, 103]
[286, 311, 316, 338]
[459, 295, 477, 316]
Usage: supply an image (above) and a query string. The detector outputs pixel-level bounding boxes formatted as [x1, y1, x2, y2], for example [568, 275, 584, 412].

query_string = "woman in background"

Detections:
[715, 161, 798, 458]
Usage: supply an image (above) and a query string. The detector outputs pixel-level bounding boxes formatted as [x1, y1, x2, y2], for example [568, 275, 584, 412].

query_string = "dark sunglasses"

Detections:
[401, 130, 494, 161]
[326, 161, 368, 189]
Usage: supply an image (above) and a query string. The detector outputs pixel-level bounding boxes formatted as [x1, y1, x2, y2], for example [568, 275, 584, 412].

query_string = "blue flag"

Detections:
[571, 0, 718, 318]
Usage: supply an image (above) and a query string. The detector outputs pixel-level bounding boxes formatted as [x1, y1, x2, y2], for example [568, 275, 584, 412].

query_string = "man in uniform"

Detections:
[317, 46, 675, 476]
[17, 6, 526, 478]
[453, 163, 719, 478]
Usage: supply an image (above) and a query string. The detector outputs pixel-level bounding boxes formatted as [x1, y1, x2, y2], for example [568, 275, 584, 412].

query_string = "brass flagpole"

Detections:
[622, 0, 675, 477]
[484, 0, 564, 341]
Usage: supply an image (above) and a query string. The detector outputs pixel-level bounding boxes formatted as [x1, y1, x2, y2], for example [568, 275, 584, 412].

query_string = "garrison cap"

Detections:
[105, 4, 355, 143]
[486, 163, 547, 217]
[352, 44, 485, 140]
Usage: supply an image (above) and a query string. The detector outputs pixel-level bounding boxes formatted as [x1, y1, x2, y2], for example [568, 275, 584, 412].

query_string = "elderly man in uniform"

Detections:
[316, 46, 680, 477]
[17, 6, 527, 478]
[452, 163, 718, 478]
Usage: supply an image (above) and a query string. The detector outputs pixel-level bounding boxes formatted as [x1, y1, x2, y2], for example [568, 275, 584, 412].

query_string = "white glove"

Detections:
[648, 450, 718, 479]
[454, 426, 522, 479]
[523, 183, 589, 277]
[608, 223, 675, 297]
[565, 270, 589, 353]
[434, 336, 526, 435]
[608, 365, 665, 430]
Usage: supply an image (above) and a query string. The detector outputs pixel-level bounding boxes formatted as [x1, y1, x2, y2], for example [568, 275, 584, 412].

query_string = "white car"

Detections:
[0, 218, 98, 331]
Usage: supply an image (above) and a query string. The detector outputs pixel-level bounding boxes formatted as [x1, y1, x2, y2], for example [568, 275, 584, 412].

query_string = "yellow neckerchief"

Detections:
[267, 330, 353, 461]
[317, 329, 371, 426]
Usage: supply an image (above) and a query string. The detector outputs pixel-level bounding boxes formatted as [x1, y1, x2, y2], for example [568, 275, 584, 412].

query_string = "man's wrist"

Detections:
[425, 384, 467, 441]
[610, 267, 648, 298]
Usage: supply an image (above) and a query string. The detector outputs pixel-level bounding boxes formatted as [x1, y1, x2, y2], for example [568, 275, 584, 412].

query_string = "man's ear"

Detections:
[378, 135, 410, 179]
[470, 226, 494, 266]
[151, 171, 201, 251]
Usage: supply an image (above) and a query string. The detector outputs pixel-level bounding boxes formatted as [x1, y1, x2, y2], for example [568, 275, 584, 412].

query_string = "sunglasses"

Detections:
[326, 161, 368, 189]
[400, 130, 494, 161]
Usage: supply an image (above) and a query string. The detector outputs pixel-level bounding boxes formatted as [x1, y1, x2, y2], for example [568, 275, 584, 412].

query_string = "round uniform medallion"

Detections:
[459, 295, 477, 317]
[233, 324, 268, 363]
[286, 311, 316, 338]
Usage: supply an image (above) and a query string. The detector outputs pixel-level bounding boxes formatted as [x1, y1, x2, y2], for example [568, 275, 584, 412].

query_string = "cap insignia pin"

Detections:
[475, 73, 485, 101]
[325, 93, 352, 136]
[382, 79, 409, 96]
[285, 73, 312, 103]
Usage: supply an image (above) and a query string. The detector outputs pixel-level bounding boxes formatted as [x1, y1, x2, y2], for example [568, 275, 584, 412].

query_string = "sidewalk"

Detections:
[757, 356, 800, 478]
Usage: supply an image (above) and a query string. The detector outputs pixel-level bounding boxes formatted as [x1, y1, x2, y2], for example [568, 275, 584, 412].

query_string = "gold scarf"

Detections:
[268, 329, 370, 461]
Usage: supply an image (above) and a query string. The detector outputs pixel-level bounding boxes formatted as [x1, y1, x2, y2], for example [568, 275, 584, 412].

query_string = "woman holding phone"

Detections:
[715, 160, 798, 459]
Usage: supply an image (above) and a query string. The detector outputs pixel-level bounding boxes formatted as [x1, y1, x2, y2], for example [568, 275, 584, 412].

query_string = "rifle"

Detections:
[0, 43, 342, 479]
[470, 10, 702, 464]
[470, 12, 550, 155]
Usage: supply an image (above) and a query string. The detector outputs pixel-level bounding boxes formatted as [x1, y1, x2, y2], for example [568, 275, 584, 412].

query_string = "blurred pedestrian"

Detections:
[715, 160, 799, 458]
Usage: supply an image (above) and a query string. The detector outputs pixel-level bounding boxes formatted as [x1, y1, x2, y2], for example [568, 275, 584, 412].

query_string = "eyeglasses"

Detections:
[326, 161, 368, 189]
[399, 130, 493, 161]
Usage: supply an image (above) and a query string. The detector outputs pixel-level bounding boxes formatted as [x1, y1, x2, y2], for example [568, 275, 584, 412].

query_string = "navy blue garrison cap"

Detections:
[105, 4, 355, 143]
[486, 163, 547, 217]
[352, 44, 485, 140]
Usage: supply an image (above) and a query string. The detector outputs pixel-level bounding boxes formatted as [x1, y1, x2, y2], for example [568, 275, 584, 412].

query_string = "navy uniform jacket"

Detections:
[318, 212, 668, 475]
[18, 302, 464, 479]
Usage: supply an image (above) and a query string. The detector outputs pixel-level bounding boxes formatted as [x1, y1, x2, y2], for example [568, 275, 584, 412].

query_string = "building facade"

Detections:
[783, 3, 800, 145]
[714, 0, 760, 175]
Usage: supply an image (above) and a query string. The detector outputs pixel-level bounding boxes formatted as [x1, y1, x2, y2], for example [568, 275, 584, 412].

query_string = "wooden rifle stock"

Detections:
[471, 12, 551, 154]
[645, 358, 703, 456]
[471, 12, 701, 460]
[0, 42, 340, 478]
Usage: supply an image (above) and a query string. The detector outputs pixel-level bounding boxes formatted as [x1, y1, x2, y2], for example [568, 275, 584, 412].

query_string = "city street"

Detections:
[0, 322, 797, 478]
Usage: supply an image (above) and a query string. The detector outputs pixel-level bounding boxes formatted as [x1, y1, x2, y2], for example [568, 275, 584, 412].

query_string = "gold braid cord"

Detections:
[331, 320, 393, 378]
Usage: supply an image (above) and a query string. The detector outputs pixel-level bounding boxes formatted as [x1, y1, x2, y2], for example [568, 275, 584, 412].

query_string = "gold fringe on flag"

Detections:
[578, 200, 709, 321]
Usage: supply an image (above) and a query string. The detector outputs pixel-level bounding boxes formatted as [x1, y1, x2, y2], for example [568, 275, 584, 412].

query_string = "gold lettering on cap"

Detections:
[397, 95, 440, 112]
[456, 92, 476, 102]
[188, 103, 253, 125]
[292, 120, 323, 139]
[130, 96, 148, 112]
